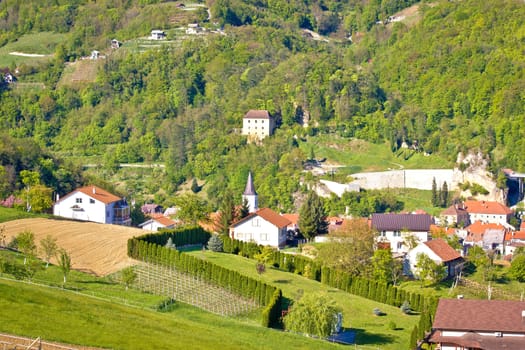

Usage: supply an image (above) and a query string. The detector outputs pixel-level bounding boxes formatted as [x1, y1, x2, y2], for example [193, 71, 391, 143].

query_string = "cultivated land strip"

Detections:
[0, 333, 107, 350]
[2, 218, 145, 276]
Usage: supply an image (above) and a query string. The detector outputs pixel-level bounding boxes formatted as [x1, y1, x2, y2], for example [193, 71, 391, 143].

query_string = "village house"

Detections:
[150, 30, 166, 40]
[406, 239, 463, 279]
[139, 215, 178, 231]
[141, 203, 163, 215]
[440, 203, 470, 227]
[504, 230, 525, 256]
[186, 23, 205, 35]
[429, 299, 525, 350]
[241, 110, 276, 143]
[463, 200, 513, 225]
[229, 172, 290, 248]
[371, 213, 433, 255]
[463, 221, 507, 253]
[53, 185, 131, 226]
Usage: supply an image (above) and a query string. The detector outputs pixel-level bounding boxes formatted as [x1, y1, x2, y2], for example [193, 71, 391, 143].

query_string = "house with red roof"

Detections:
[429, 299, 525, 350]
[407, 239, 463, 279]
[464, 221, 507, 253]
[139, 215, 178, 231]
[463, 200, 513, 225]
[229, 173, 291, 248]
[53, 185, 131, 226]
[230, 208, 291, 248]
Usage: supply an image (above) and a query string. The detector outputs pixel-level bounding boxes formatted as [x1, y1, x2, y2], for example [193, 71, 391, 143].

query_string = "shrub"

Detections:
[207, 234, 223, 252]
[400, 300, 411, 314]
[388, 321, 397, 330]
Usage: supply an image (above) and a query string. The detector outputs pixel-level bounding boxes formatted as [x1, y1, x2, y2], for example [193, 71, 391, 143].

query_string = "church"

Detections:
[229, 172, 290, 248]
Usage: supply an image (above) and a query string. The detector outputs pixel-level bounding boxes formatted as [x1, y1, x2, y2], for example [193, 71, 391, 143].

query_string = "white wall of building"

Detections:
[377, 231, 429, 254]
[232, 216, 286, 248]
[54, 191, 108, 224]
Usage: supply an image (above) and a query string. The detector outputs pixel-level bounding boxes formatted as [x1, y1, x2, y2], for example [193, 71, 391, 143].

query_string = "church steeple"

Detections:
[242, 171, 258, 213]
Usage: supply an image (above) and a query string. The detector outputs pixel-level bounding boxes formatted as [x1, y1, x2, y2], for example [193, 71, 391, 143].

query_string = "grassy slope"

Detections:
[188, 250, 420, 349]
[0, 250, 343, 350]
[0, 207, 46, 223]
[301, 135, 453, 173]
[0, 32, 66, 67]
[0, 279, 344, 350]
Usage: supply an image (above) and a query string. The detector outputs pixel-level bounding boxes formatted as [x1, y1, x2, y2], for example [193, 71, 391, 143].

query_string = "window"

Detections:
[397, 242, 403, 250]
[260, 233, 268, 241]
[76, 198, 82, 204]
[237, 233, 244, 239]
[252, 219, 260, 227]
[380, 231, 386, 237]
[90, 199, 95, 204]
[393, 231, 401, 237]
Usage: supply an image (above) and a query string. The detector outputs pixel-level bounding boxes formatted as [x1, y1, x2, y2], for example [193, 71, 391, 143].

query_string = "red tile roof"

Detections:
[433, 299, 525, 333]
[505, 231, 525, 242]
[424, 239, 461, 262]
[58, 185, 121, 205]
[231, 208, 291, 229]
[281, 213, 299, 226]
[466, 221, 505, 235]
[243, 110, 271, 119]
[153, 216, 177, 227]
[464, 200, 513, 215]
[441, 204, 468, 216]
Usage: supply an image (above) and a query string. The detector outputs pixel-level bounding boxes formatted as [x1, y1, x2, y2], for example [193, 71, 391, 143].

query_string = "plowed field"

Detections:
[1, 218, 145, 276]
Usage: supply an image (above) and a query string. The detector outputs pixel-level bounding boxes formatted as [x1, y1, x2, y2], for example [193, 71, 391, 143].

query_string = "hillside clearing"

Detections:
[1, 218, 145, 276]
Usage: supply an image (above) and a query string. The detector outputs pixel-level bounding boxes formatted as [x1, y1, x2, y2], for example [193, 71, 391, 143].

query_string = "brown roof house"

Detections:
[406, 239, 463, 279]
[463, 200, 513, 225]
[429, 299, 525, 350]
[139, 215, 178, 231]
[53, 185, 131, 226]
[441, 203, 470, 227]
[241, 110, 276, 143]
[371, 213, 433, 255]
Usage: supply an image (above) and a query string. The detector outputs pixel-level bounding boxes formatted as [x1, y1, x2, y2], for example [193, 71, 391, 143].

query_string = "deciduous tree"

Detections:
[57, 249, 71, 285]
[283, 292, 341, 338]
[40, 234, 58, 268]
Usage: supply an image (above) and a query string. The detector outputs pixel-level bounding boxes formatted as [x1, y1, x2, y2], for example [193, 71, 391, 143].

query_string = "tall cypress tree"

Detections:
[431, 177, 438, 206]
[217, 191, 235, 235]
[441, 181, 449, 207]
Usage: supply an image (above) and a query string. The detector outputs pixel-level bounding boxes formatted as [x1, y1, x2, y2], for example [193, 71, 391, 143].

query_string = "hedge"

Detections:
[128, 227, 284, 328]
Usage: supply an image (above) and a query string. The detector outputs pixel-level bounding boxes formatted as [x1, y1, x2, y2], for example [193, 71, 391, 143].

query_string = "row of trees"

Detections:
[0, 230, 71, 284]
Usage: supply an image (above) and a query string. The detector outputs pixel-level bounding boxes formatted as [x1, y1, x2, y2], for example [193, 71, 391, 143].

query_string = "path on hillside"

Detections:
[1, 218, 146, 276]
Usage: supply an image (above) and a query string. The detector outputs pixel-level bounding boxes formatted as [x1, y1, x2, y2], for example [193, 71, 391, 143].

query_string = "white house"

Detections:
[407, 239, 463, 279]
[139, 216, 177, 231]
[229, 208, 291, 248]
[150, 30, 166, 40]
[429, 299, 525, 350]
[53, 185, 131, 226]
[371, 213, 433, 255]
[463, 200, 513, 225]
[241, 110, 276, 143]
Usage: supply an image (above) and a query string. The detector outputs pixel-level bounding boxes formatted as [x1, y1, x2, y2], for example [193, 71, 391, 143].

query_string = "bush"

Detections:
[400, 300, 411, 314]
[388, 321, 397, 330]
[207, 234, 223, 252]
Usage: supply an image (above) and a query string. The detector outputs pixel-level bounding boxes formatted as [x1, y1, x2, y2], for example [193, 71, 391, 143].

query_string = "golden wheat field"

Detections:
[1, 218, 147, 276]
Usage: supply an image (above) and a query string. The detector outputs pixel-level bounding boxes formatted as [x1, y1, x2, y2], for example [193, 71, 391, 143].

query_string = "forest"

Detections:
[0, 0, 523, 213]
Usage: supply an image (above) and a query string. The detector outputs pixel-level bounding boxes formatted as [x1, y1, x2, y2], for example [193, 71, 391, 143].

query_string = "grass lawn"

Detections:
[0, 32, 66, 67]
[300, 134, 452, 173]
[188, 250, 420, 349]
[0, 250, 345, 349]
[0, 206, 46, 223]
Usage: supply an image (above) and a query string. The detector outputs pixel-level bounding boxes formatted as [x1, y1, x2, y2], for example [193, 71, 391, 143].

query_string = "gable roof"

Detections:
[464, 200, 513, 215]
[424, 239, 461, 262]
[231, 208, 291, 229]
[466, 221, 505, 235]
[505, 231, 525, 242]
[57, 185, 121, 205]
[243, 110, 271, 119]
[281, 213, 299, 226]
[371, 213, 433, 232]
[433, 299, 525, 333]
[441, 204, 468, 216]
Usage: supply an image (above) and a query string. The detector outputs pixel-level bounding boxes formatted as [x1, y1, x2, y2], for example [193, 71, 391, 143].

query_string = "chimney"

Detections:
[93, 186, 96, 194]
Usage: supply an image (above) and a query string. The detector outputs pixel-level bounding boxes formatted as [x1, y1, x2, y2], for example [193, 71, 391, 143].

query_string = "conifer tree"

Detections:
[431, 177, 438, 206]
[298, 191, 327, 241]
[440, 181, 449, 207]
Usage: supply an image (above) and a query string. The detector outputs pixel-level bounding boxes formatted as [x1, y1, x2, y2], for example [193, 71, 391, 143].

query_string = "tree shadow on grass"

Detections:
[352, 328, 397, 346]
[273, 279, 291, 284]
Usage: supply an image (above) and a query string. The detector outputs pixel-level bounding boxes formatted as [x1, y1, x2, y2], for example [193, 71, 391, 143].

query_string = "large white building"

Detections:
[241, 110, 275, 143]
[53, 185, 131, 226]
